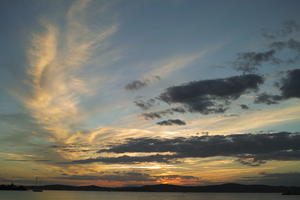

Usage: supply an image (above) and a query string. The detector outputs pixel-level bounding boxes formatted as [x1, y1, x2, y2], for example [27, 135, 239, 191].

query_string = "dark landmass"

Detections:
[23, 183, 300, 194]
[0, 184, 27, 191]
[282, 190, 300, 195]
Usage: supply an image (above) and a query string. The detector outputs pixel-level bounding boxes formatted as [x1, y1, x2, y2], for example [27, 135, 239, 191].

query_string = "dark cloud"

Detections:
[143, 112, 163, 120]
[271, 38, 300, 52]
[142, 107, 186, 120]
[254, 69, 300, 104]
[270, 39, 300, 64]
[171, 107, 186, 113]
[125, 80, 148, 90]
[157, 119, 186, 126]
[125, 76, 161, 90]
[233, 21, 300, 73]
[159, 74, 264, 114]
[254, 93, 282, 105]
[236, 158, 266, 167]
[280, 68, 300, 98]
[134, 99, 156, 110]
[262, 20, 300, 39]
[92, 132, 300, 166]
[240, 104, 249, 110]
[233, 50, 280, 73]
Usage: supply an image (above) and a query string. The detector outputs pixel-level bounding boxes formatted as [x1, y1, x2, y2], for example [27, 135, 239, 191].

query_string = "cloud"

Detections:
[72, 154, 178, 164]
[255, 69, 300, 104]
[125, 76, 160, 91]
[141, 52, 206, 81]
[19, 0, 118, 143]
[134, 99, 156, 110]
[4, 159, 50, 162]
[254, 93, 282, 105]
[134, 43, 225, 86]
[270, 39, 300, 64]
[90, 132, 300, 165]
[157, 119, 186, 126]
[240, 104, 249, 110]
[280, 68, 300, 98]
[159, 74, 264, 114]
[262, 20, 300, 39]
[142, 107, 186, 119]
[125, 80, 148, 90]
[233, 21, 300, 73]
[236, 158, 266, 167]
[233, 50, 280, 73]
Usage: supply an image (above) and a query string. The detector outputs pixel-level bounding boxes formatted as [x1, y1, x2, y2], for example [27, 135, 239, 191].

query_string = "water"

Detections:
[0, 191, 299, 200]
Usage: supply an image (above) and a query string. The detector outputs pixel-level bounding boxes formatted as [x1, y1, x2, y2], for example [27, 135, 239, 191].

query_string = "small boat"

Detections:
[32, 177, 43, 192]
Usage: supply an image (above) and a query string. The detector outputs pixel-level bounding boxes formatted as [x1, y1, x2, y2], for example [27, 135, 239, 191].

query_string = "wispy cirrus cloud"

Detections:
[125, 43, 226, 91]
[19, 0, 118, 144]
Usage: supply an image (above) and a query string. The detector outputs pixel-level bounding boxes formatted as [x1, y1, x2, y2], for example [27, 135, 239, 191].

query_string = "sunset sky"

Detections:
[1, 0, 300, 187]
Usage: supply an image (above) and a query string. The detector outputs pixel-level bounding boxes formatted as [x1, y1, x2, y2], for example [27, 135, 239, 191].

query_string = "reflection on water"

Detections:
[0, 191, 299, 200]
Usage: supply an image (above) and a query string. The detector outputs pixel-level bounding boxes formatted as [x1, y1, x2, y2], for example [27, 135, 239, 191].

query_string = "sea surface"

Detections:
[0, 191, 299, 200]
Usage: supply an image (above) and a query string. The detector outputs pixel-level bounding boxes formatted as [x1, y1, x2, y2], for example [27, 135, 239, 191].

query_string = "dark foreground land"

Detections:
[1, 183, 299, 194]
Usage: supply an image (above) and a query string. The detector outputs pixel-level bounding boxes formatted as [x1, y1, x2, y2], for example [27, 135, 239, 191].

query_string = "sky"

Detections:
[0, 0, 300, 187]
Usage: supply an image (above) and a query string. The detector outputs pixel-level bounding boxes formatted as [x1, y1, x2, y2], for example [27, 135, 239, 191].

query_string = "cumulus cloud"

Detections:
[157, 119, 186, 126]
[159, 74, 264, 114]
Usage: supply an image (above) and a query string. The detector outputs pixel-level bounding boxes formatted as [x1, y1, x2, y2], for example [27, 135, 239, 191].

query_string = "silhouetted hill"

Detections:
[25, 183, 300, 193]
[0, 184, 27, 191]
[27, 184, 111, 191]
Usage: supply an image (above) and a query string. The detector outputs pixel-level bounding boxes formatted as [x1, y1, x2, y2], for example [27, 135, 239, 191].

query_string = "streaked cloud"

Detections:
[77, 132, 300, 166]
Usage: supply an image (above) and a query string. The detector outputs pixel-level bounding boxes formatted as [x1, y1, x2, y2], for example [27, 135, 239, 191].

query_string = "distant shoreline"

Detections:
[1, 183, 299, 194]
